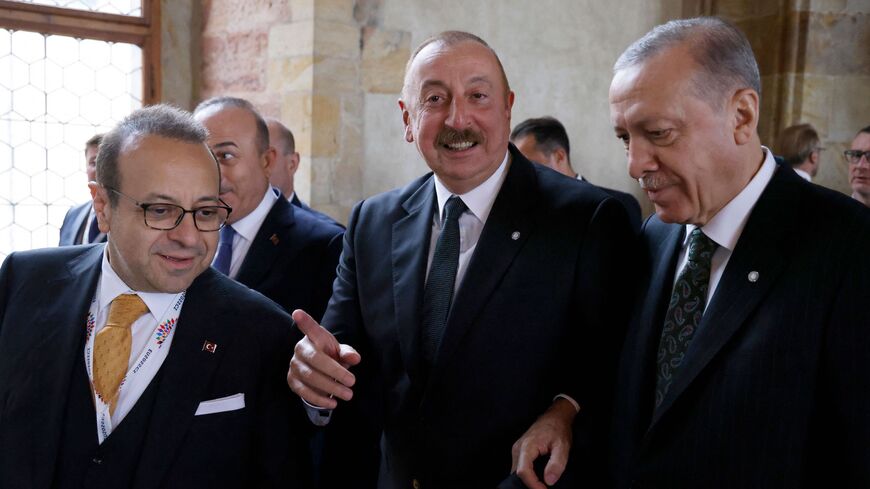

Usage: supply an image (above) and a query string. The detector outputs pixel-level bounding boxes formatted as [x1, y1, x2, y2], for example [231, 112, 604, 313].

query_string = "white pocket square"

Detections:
[195, 393, 245, 416]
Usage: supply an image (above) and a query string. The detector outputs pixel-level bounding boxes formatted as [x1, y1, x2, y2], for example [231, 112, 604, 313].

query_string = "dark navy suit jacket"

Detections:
[612, 167, 870, 488]
[233, 197, 343, 322]
[59, 202, 106, 246]
[0, 244, 306, 488]
[319, 145, 636, 488]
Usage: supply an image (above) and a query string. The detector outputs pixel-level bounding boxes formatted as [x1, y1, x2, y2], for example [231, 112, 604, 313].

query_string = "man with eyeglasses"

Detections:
[194, 97, 343, 323]
[0, 105, 306, 488]
[846, 125, 870, 206]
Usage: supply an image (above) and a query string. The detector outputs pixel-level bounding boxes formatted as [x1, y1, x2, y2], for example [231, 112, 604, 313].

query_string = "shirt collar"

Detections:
[229, 187, 279, 242]
[685, 146, 777, 251]
[432, 150, 510, 224]
[98, 247, 182, 321]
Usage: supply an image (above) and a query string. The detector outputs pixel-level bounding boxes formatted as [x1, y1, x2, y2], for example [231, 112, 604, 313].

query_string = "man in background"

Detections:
[266, 117, 343, 227]
[511, 116, 642, 230]
[846, 125, 870, 206]
[59, 133, 107, 245]
[194, 97, 343, 321]
[773, 122, 823, 182]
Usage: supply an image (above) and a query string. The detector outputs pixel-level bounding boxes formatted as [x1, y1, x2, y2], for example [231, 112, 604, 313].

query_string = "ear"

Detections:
[261, 146, 277, 179]
[399, 99, 414, 143]
[809, 149, 820, 165]
[731, 88, 759, 146]
[288, 152, 300, 174]
[89, 182, 112, 234]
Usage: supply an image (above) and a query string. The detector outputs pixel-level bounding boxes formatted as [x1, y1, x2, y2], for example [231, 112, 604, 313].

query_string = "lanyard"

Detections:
[84, 292, 185, 444]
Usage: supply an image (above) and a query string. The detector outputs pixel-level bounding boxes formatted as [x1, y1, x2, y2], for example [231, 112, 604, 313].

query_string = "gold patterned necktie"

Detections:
[93, 294, 149, 415]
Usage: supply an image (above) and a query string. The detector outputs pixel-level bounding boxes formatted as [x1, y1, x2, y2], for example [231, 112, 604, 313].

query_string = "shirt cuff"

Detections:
[553, 393, 581, 413]
[301, 398, 333, 426]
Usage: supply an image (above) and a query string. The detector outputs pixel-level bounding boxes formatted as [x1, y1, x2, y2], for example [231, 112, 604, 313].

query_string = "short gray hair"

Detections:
[97, 104, 213, 206]
[614, 17, 761, 108]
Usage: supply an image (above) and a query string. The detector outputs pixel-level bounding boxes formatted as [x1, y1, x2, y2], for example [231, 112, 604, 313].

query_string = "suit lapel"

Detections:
[134, 270, 229, 489]
[391, 177, 436, 383]
[235, 198, 294, 288]
[27, 245, 103, 489]
[431, 151, 536, 376]
[624, 222, 683, 433]
[649, 167, 800, 427]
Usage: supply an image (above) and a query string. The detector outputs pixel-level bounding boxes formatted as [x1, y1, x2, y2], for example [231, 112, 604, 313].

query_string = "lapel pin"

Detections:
[511, 231, 520, 241]
[747, 271, 759, 283]
[269, 233, 280, 246]
[202, 340, 218, 354]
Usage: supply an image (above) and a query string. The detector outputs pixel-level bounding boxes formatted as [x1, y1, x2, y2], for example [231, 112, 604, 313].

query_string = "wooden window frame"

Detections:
[0, 0, 161, 104]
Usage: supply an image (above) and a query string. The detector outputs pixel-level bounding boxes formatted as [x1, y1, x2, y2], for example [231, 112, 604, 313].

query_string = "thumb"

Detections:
[292, 309, 339, 358]
[338, 343, 362, 368]
[543, 442, 568, 486]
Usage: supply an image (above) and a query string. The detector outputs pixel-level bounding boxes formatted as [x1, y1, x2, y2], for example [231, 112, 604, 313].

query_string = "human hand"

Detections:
[286, 309, 361, 409]
[510, 398, 577, 489]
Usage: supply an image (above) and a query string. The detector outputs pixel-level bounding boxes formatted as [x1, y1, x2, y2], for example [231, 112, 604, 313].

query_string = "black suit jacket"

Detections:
[0, 245, 305, 489]
[578, 176, 643, 233]
[321, 145, 635, 488]
[612, 167, 870, 488]
[234, 196, 343, 321]
[59, 202, 106, 246]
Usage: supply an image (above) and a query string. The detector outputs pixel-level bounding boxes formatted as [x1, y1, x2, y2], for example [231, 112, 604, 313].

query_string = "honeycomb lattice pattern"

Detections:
[12, 0, 142, 17]
[0, 29, 142, 259]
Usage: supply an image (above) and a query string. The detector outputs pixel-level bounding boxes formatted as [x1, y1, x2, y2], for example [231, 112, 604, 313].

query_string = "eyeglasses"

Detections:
[105, 187, 232, 232]
[844, 150, 870, 165]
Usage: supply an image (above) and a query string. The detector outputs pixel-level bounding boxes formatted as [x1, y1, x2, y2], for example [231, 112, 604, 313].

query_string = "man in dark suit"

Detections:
[510, 116, 643, 231]
[286, 31, 634, 489]
[59, 134, 107, 246]
[608, 17, 870, 488]
[193, 98, 343, 322]
[265, 117, 344, 227]
[0, 105, 304, 488]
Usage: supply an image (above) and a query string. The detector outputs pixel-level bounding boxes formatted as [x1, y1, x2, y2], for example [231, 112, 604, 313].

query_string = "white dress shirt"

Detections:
[427, 151, 509, 290]
[674, 147, 777, 306]
[223, 187, 279, 279]
[93, 249, 184, 429]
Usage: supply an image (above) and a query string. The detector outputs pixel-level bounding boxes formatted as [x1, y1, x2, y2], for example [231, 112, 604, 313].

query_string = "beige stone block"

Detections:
[797, 74, 834, 131]
[313, 20, 360, 59]
[280, 92, 313, 155]
[828, 75, 870, 140]
[809, 0, 870, 13]
[314, 0, 356, 23]
[268, 56, 315, 92]
[295, 154, 312, 203]
[290, 0, 314, 21]
[201, 32, 268, 93]
[362, 28, 411, 94]
[712, 0, 782, 20]
[310, 94, 341, 157]
[312, 56, 360, 93]
[805, 11, 870, 75]
[269, 22, 314, 59]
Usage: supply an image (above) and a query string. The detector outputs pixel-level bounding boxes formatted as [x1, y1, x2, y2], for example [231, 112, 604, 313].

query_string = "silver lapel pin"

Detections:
[747, 271, 759, 283]
[511, 231, 520, 241]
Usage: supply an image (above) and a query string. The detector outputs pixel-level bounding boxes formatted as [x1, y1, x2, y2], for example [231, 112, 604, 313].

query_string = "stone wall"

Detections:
[687, 0, 870, 195]
[190, 0, 867, 222]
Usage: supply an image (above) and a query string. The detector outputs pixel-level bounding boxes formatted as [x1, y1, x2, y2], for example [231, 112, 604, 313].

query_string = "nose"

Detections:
[626, 137, 657, 179]
[165, 211, 201, 248]
[856, 153, 870, 168]
[445, 97, 469, 129]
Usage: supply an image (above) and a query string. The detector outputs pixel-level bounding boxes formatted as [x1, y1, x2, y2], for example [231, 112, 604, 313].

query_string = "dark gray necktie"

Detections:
[655, 227, 719, 409]
[421, 196, 467, 367]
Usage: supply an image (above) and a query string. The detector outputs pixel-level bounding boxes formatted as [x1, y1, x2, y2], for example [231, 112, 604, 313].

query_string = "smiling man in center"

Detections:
[286, 31, 635, 488]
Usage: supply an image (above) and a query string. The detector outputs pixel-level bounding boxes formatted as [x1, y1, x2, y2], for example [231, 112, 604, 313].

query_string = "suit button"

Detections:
[92, 457, 102, 465]
[412, 478, 421, 489]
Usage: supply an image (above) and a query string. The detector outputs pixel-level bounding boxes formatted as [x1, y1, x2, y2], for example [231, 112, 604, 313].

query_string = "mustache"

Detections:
[637, 174, 673, 191]
[435, 127, 483, 146]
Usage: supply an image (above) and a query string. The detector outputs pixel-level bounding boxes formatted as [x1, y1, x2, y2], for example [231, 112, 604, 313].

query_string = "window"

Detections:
[0, 0, 159, 258]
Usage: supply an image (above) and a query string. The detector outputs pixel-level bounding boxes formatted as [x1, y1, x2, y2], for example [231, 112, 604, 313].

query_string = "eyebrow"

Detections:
[140, 193, 221, 205]
[211, 141, 238, 150]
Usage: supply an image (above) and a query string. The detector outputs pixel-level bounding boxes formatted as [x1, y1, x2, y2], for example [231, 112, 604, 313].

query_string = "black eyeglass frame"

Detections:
[104, 186, 232, 232]
[843, 150, 870, 165]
